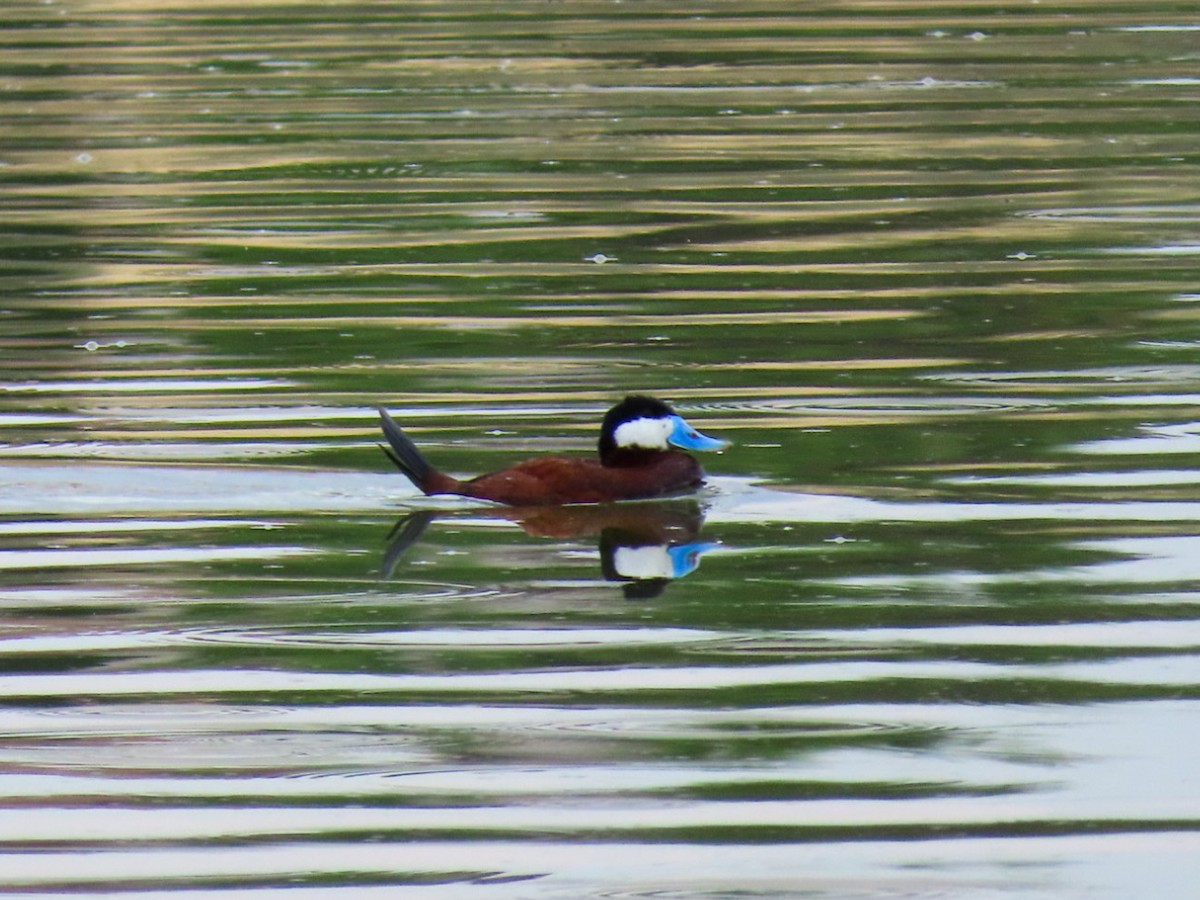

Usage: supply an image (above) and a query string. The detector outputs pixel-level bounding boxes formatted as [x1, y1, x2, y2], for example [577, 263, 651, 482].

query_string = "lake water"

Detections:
[2, 1, 1200, 896]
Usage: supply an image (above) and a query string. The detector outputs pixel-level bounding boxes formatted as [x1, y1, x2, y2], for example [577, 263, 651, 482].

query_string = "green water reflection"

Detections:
[2, 0, 1200, 896]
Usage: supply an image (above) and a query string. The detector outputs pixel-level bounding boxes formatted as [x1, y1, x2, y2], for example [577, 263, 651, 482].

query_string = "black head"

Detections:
[597, 395, 729, 465]
[598, 395, 677, 461]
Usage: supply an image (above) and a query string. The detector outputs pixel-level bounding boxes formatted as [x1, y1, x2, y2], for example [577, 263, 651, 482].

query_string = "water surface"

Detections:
[2, 1, 1200, 896]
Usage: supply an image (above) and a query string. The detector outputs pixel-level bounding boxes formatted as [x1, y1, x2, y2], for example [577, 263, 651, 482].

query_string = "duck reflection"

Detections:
[383, 499, 718, 599]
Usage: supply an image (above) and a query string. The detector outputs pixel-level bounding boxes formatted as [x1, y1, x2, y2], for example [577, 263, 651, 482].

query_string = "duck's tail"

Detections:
[377, 407, 459, 496]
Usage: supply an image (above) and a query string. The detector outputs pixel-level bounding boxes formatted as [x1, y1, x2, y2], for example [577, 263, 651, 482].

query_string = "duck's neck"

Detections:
[600, 447, 675, 468]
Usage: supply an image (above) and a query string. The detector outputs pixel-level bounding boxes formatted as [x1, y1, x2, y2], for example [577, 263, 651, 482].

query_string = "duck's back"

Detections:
[463, 452, 704, 506]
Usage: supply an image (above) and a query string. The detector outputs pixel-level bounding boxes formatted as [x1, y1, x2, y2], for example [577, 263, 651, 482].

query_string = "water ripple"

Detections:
[0, 657, 1194, 701]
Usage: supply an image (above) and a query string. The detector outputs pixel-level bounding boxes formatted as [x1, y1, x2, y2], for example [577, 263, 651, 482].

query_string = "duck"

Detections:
[378, 394, 728, 506]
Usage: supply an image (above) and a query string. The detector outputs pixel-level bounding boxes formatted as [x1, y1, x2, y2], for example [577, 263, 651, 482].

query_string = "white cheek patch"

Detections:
[613, 545, 674, 580]
[612, 416, 673, 449]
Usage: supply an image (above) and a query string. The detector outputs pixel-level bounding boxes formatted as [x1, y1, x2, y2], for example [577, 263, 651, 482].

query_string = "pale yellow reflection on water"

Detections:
[2, 1, 1200, 896]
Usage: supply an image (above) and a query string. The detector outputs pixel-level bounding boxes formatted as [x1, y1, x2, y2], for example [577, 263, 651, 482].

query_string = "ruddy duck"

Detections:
[378, 394, 728, 506]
